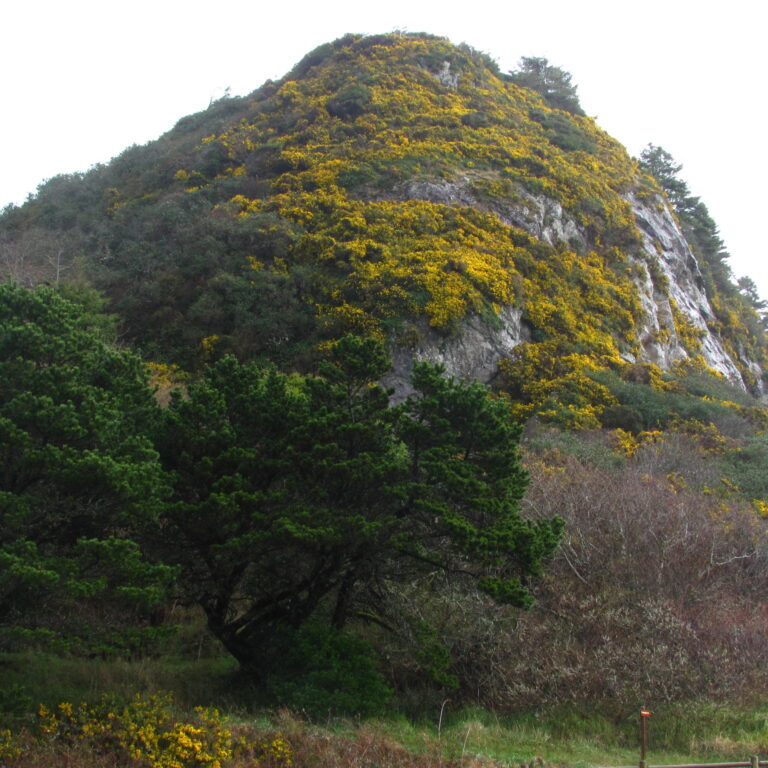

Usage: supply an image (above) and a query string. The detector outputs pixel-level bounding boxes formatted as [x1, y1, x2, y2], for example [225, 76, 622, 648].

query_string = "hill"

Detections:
[1, 32, 765, 415]
[3, 32, 768, 722]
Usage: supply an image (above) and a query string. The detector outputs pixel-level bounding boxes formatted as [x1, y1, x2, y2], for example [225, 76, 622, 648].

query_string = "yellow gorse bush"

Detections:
[258, 736, 293, 765]
[0, 728, 23, 762]
[610, 428, 664, 458]
[188, 34, 647, 350]
[36, 693, 292, 768]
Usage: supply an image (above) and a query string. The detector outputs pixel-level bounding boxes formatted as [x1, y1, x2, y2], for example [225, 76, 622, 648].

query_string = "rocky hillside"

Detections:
[1, 32, 765, 412]
[5, 34, 768, 716]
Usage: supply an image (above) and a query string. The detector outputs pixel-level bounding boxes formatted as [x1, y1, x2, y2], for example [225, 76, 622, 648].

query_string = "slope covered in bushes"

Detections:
[2, 33, 768, 728]
[2, 33, 764, 399]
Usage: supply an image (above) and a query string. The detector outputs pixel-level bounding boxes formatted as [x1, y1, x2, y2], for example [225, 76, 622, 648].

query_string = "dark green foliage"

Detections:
[0, 284, 173, 651]
[98, 198, 319, 366]
[154, 336, 560, 674]
[738, 277, 768, 331]
[529, 109, 596, 152]
[591, 368, 742, 432]
[673, 369, 755, 406]
[398, 362, 562, 606]
[410, 621, 459, 689]
[0, 682, 31, 721]
[172, 92, 247, 134]
[326, 83, 373, 120]
[261, 622, 392, 716]
[337, 162, 379, 189]
[719, 433, 768, 499]
[639, 144, 731, 286]
[599, 403, 645, 433]
[738, 276, 766, 310]
[461, 110, 491, 128]
[0, 289, 559, 701]
[290, 41, 336, 79]
[638, 144, 689, 208]
[56, 282, 119, 341]
[508, 57, 586, 115]
[26, 172, 110, 231]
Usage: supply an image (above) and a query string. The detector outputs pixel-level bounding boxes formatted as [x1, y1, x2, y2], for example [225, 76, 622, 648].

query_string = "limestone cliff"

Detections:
[377, 176, 759, 398]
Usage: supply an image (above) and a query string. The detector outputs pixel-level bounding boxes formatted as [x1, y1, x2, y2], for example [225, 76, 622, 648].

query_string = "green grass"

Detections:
[0, 652, 238, 713]
[368, 704, 768, 766]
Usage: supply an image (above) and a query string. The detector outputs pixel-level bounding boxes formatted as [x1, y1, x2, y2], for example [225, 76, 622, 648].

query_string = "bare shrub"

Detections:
[379, 445, 768, 711]
[0, 229, 80, 287]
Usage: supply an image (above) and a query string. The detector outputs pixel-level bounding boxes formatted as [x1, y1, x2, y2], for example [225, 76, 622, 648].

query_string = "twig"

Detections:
[438, 698, 450, 740]
[461, 723, 472, 761]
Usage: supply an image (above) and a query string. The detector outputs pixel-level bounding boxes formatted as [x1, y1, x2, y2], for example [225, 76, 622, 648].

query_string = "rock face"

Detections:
[382, 304, 529, 401]
[375, 177, 759, 396]
[625, 191, 742, 380]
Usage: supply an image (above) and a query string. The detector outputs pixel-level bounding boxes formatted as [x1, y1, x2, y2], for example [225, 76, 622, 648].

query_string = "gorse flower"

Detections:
[33, 693, 281, 768]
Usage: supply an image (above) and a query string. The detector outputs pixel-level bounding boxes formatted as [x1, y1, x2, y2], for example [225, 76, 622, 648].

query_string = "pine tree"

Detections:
[508, 56, 586, 115]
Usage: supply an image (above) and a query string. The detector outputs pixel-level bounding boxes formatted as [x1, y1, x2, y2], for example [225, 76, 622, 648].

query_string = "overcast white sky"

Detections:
[3, 0, 766, 297]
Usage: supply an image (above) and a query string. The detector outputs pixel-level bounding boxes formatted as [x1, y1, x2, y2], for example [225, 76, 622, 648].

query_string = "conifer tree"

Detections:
[508, 56, 586, 115]
[154, 336, 562, 676]
[0, 284, 172, 651]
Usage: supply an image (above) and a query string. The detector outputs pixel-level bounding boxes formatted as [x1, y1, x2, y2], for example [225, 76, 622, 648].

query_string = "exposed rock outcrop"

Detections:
[382, 304, 529, 401]
[372, 176, 757, 395]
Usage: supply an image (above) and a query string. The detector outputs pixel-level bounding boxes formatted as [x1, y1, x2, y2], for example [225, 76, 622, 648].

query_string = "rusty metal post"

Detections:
[640, 708, 652, 768]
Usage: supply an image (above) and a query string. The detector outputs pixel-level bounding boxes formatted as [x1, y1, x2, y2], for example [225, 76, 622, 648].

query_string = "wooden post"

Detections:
[640, 708, 652, 768]
[751, 756, 759, 768]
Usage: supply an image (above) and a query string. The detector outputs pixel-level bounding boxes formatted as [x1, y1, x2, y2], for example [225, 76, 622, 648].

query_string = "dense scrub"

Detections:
[371, 417, 768, 711]
[2, 33, 763, 387]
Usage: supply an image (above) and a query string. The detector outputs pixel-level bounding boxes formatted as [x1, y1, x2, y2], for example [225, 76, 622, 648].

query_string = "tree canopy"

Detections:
[0, 283, 173, 653]
[0, 285, 561, 683]
[153, 335, 562, 675]
[507, 56, 586, 115]
[639, 143, 729, 267]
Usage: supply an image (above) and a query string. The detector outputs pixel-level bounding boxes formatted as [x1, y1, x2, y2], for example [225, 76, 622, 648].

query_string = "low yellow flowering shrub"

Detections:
[668, 416, 734, 455]
[0, 728, 23, 762]
[610, 428, 664, 457]
[498, 340, 619, 427]
[186, 33, 654, 351]
[257, 736, 293, 765]
[35, 693, 290, 768]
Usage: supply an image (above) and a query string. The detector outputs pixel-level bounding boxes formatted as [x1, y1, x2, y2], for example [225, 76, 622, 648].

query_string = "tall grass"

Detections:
[0, 652, 237, 713]
[372, 703, 768, 766]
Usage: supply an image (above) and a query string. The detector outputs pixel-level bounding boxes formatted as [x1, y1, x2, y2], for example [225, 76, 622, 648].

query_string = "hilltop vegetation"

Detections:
[3, 34, 764, 396]
[2, 32, 768, 767]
